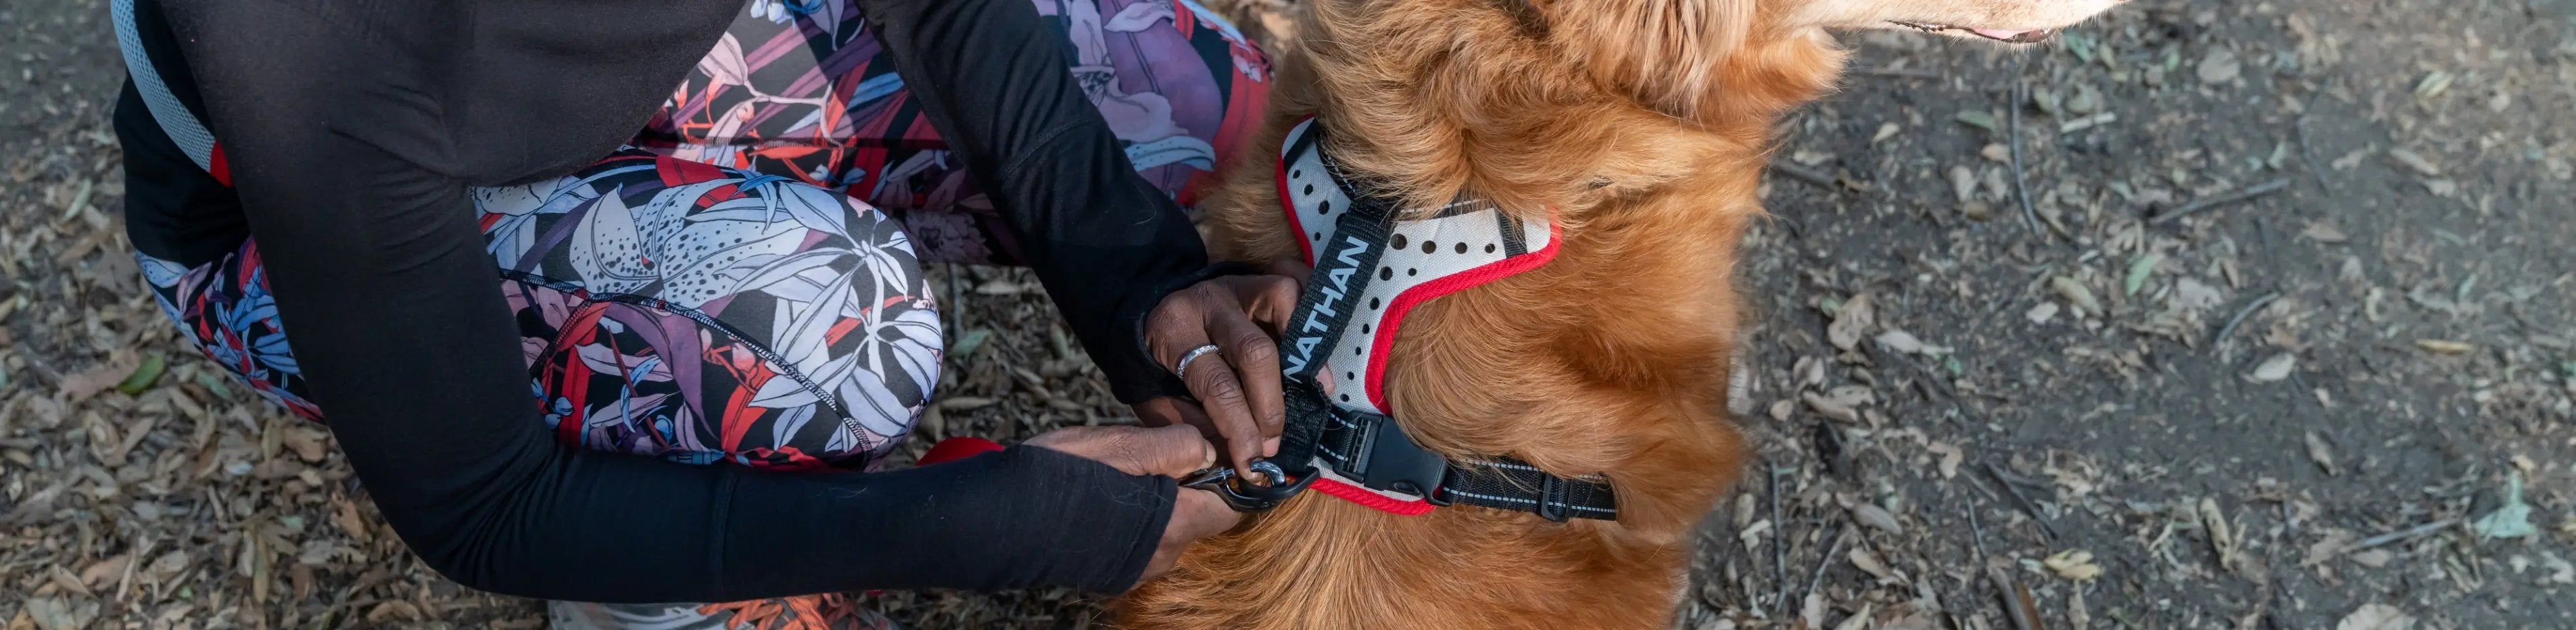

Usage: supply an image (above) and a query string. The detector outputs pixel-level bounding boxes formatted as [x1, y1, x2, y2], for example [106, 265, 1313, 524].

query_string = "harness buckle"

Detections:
[1182, 460, 1317, 513]
[1351, 410, 1452, 502]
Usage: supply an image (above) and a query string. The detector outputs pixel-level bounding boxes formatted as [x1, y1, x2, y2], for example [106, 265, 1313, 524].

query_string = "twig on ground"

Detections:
[1807, 525, 1849, 604]
[1967, 499, 1990, 560]
[1855, 67, 1942, 79]
[1769, 465, 1789, 612]
[2009, 80, 2042, 237]
[1990, 564, 2048, 630]
[2213, 292, 2282, 350]
[1981, 462, 2059, 541]
[1767, 160, 1843, 193]
[2149, 178, 2292, 224]
[2349, 518, 2460, 552]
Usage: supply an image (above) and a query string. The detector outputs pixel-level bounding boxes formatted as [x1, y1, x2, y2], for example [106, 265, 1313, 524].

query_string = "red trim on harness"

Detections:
[1362, 222, 1561, 407]
[1272, 119, 1315, 265]
[208, 142, 232, 187]
[1308, 477, 1435, 515]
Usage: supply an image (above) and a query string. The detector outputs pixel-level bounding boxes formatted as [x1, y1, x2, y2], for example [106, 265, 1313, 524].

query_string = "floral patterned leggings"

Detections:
[140, 1, 1268, 627]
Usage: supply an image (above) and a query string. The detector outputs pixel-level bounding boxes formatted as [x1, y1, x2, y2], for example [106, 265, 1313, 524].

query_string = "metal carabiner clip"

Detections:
[1181, 460, 1316, 512]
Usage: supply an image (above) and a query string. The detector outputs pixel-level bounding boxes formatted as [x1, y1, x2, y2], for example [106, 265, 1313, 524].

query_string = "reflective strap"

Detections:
[111, 0, 218, 173]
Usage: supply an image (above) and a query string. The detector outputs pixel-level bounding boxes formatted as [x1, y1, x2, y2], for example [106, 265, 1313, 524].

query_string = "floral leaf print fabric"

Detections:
[482, 149, 942, 469]
[139, 244, 325, 420]
[631, 0, 1270, 266]
[148, 148, 941, 471]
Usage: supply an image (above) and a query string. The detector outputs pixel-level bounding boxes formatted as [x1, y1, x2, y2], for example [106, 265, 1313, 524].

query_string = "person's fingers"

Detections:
[1203, 292, 1285, 453]
[1220, 274, 1302, 335]
[1130, 397, 1187, 429]
[1126, 423, 1220, 478]
[1262, 256, 1311, 285]
[1149, 295, 1265, 475]
[1132, 397, 1221, 441]
[1026, 425, 1215, 478]
[1143, 293, 1208, 374]
[1180, 351, 1264, 476]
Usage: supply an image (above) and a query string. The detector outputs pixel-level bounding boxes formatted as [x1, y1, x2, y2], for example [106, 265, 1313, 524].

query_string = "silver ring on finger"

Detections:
[1174, 344, 1223, 380]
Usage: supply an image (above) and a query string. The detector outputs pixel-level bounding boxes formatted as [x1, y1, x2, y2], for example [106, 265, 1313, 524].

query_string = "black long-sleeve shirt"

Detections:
[116, 0, 1215, 602]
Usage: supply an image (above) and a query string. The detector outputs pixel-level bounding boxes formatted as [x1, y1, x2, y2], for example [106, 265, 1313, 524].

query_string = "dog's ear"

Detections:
[1542, 0, 1759, 122]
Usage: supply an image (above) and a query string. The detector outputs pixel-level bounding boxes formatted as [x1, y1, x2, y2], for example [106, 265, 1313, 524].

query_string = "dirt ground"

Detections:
[4, 0, 2573, 629]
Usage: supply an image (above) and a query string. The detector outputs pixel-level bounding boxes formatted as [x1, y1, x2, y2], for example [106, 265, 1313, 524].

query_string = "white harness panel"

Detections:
[1273, 117, 1558, 417]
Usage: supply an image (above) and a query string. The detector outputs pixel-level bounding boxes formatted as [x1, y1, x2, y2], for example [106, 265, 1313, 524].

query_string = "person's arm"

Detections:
[855, 0, 1298, 474]
[151, 0, 1172, 602]
[852, 0, 1224, 405]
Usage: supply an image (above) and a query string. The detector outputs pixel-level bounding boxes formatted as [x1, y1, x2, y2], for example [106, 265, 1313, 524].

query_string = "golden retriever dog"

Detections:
[1124, 1, 2124, 629]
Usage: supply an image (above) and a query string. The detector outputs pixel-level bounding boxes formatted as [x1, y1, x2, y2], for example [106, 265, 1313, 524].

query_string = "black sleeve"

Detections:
[149, 0, 1171, 602]
[856, 0, 1233, 404]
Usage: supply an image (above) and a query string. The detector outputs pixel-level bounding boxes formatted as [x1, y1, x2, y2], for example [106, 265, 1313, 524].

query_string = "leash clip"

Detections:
[1181, 460, 1316, 512]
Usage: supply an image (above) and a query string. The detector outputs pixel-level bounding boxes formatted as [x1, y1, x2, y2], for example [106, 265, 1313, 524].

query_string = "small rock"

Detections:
[2251, 353, 2297, 382]
[2026, 301, 2060, 324]
[2198, 49, 2243, 84]
[2173, 278, 2224, 312]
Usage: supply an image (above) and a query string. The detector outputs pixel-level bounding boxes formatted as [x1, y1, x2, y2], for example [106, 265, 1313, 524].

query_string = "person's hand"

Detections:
[1136, 270, 1302, 477]
[1025, 425, 1243, 585]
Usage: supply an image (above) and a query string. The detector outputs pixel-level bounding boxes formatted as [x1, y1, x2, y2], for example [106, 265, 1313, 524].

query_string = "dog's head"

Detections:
[1537, 0, 2126, 122]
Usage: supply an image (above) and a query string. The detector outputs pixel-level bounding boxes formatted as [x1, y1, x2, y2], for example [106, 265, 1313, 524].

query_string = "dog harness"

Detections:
[1238, 117, 1618, 522]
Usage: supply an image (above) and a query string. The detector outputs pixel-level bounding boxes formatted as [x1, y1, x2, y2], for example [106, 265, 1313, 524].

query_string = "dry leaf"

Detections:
[76, 556, 126, 589]
[1833, 602, 1875, 630]
[2045, 549, 2103, 581]
[56, 360, 134, 404]
[2301, 222, 2350, 243]
[2335, 604, 2415, 630]
[2414, 339, 2473, 355]
[1804, 391, 1861, 423]
[1849, 502, 1905, 535]
[2201, 498, 2239, 570]
[2386, 149, 2442, 176]
[1850, 548, 1899, 583]
[2304, 530, 2356, 566]
[1828, 294, 1877, 352]
[2304, 432, 2338, 475]
[2051, 276, 2101, 315]
[1928, 442, 1964, 479]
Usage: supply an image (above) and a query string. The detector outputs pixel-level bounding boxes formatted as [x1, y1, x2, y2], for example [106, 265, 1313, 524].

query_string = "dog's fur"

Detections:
[1124, 1, 2120, 628]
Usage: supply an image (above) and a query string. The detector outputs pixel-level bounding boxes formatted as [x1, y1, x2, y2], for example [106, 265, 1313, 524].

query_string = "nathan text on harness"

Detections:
[1187, 117, 1617, 523]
